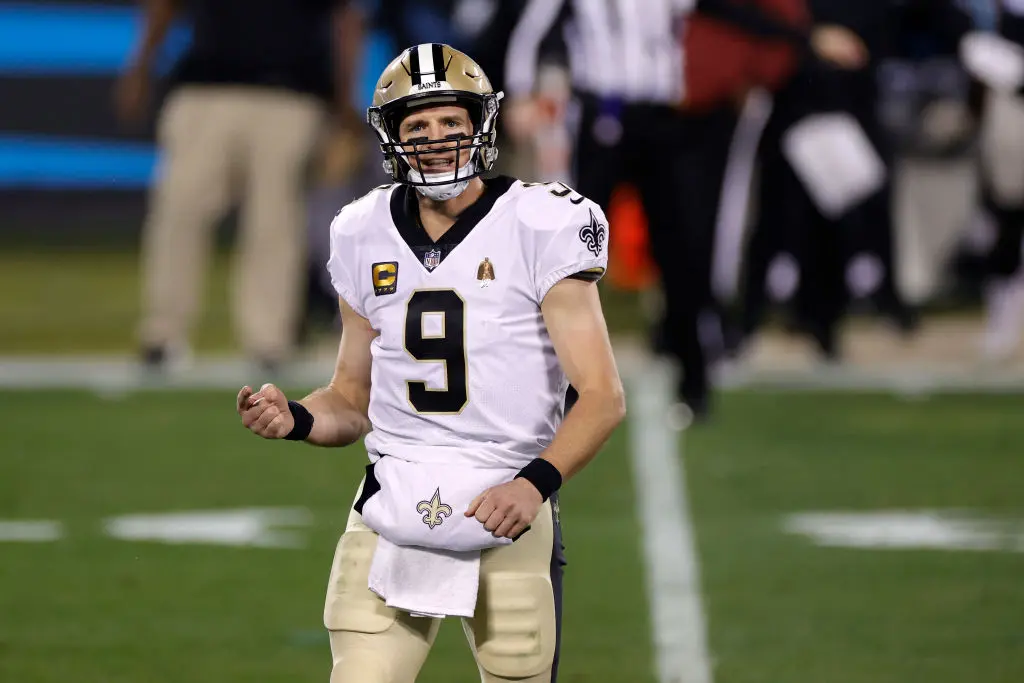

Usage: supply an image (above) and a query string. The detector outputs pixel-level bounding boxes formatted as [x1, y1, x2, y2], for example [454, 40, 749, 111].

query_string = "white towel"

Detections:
[367, 537, 481, 618]
[360, 457, 519, 618]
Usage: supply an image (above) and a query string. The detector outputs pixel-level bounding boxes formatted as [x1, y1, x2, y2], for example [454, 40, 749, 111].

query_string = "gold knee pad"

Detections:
[471, 572, 557, 680]
[324, 529, 396, 633]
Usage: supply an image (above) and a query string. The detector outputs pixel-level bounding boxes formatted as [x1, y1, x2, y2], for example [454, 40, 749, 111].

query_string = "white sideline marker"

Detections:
[625, 359, 713, 683]
[104, 508, 312, 548]
[0, 520, 63, 542]
[785, 510, 1024, 553]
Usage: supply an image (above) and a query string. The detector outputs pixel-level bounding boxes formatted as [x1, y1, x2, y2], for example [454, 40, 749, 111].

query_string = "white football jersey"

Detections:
[326, 177, 609, 469]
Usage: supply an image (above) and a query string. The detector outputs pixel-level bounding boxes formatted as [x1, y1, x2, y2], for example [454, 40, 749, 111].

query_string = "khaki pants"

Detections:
[323, 487, 563, 683]
[138, 86, 326, 360]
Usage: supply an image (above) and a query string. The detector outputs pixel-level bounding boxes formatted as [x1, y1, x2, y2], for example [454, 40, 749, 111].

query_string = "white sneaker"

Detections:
[979, 276, 1024, 362]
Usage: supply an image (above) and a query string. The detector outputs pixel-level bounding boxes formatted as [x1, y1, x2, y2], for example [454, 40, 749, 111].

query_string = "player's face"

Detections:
[398, 106, 474, 175]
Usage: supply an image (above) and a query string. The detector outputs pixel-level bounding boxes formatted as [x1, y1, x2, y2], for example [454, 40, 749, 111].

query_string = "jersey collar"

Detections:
[390, 175, 516, 272]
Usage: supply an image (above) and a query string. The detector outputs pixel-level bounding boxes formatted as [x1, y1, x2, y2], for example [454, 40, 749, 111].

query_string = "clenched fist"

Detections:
[237, 383, 295, 439]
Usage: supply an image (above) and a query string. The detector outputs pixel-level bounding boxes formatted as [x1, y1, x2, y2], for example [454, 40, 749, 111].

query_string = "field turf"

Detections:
[2, 388, 1022, 682]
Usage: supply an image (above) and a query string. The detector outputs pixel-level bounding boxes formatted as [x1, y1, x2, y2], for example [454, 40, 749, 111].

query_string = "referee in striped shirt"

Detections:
[504, 0, 867, 420]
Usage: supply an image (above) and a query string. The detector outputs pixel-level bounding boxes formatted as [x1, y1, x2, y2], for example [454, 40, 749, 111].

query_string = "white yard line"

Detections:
[623, 356, 713, 683]
[0, 356, 333, 391]
[2, 352, 1023, 393]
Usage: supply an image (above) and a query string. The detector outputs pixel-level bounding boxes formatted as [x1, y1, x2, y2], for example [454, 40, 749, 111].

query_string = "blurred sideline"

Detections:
[2, 318, 1023, 392]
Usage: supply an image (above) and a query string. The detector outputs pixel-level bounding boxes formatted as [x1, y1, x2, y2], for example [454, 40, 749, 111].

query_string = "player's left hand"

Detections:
[466, 478, 543, 540]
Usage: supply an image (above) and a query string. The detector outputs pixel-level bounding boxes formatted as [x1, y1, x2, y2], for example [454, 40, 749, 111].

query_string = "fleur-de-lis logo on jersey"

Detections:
[578, 209, 606, 257]
[416, 488, 453, 529]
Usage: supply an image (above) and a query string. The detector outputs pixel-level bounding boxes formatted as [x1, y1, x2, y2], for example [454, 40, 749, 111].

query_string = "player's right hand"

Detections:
[237, 383, 295, 439]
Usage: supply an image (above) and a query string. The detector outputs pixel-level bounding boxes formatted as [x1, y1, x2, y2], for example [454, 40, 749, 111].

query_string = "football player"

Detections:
[236, 43, 625, 683]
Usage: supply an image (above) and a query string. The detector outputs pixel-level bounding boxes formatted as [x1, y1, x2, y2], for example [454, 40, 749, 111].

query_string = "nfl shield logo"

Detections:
[423, 248, 442, 271]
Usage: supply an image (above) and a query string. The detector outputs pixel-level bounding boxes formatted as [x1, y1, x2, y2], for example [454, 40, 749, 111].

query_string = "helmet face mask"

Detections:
[367, 44, 502, 190]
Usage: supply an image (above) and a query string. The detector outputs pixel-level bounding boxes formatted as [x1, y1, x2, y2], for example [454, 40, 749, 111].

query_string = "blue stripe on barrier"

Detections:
[0, 134, 157, 189]
[0, 3, 191, 75]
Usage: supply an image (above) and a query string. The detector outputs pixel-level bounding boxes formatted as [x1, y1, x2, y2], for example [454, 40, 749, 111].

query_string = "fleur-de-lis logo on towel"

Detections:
[416, 488, 453, 529]
[578, 208, 606, 257]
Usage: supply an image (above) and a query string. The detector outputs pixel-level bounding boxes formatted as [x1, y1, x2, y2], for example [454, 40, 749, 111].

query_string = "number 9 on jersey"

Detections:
[404, 289, 468, 414]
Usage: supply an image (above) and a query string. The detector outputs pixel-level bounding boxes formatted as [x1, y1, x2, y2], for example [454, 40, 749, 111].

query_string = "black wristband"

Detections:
[515, 458, 562, 502]
[284, 400, 314, 441]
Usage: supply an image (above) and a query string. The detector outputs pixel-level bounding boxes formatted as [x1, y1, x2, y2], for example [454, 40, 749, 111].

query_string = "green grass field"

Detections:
[2, 388, 1022, 683]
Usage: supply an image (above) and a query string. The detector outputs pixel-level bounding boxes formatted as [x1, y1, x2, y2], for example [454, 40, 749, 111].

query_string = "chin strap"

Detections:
[407, 160, 476, 201]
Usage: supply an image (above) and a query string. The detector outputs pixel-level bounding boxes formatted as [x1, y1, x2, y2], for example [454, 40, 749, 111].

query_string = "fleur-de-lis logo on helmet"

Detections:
[416, 488, 453, 529]
[578, 209, 606, 257]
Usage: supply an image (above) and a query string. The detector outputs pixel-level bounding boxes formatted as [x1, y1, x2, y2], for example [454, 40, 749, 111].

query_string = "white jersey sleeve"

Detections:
[325, 185, 391, 318]
[517, 183, 610, 303]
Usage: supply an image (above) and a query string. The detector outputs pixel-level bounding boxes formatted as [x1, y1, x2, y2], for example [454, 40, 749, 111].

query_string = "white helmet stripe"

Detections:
[417, 44, 436, 84]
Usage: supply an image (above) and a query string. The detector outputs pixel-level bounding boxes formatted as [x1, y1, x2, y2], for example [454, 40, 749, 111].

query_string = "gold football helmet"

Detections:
[367, 43, 502, 189]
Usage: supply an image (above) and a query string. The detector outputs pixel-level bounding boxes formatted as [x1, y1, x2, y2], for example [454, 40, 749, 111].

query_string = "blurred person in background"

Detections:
[116, 0, 365, 374]
[505, 0, 868, 419]
[966, 1, 1024, 360]
[740, 0, 972, 359]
